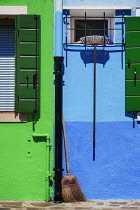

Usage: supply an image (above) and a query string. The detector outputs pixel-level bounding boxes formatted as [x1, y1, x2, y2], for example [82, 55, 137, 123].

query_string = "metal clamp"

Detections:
[128, 59, 131, 68]
[134, 68, 137, 87]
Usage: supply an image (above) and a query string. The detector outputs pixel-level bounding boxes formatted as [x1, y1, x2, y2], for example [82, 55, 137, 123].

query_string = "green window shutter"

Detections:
[125, 17, 140, 111]
[15, 15, 40, 113]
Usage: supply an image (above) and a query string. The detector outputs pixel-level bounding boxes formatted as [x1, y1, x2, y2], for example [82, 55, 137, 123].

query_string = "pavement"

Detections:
[1, 200, 140, 210]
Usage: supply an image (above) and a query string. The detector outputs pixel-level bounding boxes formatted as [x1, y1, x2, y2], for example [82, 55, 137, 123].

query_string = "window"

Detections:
[64, 7, 131, 44]
[0, 7, 40, 122]
[74, 19, 108, 42]
[69, 9, 115, 43]
[0, 15, 40, 114]
[0, 17, 15, 111]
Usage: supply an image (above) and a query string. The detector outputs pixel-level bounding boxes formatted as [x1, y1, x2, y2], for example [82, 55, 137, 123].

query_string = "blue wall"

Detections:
[63, 0, 139, 8]
[61, 0, 140, 200]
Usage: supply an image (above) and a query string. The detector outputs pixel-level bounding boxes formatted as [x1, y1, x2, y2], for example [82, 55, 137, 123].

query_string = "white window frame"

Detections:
[0, 6, 27, 122]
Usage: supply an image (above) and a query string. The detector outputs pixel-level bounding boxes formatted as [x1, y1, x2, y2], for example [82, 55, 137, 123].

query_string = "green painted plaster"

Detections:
[0, 0, 54, 201]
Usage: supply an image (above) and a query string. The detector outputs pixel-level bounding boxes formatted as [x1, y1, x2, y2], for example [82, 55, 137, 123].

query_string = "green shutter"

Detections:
[15, 15, 40, 113]
[125, 17, 140, 111]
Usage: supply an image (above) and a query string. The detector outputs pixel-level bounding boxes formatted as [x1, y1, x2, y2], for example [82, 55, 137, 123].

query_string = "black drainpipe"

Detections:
[53, 56, 64, 202]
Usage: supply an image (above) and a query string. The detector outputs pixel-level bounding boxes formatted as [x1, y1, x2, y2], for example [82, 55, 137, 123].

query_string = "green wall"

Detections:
[0, 0, 54, 201]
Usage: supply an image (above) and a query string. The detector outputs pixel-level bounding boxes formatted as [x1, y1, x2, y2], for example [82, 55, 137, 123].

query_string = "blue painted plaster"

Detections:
[63, 45, 127, 122]
[63, 0, 139, 9]
[63, 121, 140, 199]
[60, 0, 140, 200]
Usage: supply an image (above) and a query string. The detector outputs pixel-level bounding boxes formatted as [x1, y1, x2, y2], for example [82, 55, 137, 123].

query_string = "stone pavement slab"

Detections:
[1, 200, 140, 210]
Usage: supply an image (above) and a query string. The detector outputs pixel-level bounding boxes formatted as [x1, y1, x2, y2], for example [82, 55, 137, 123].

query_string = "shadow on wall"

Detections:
[125, 111, 140, 128]
[80, 49, 110, 65]
[125, 111, 134, 119]
[27, 113, 40, 131]
[64, 45, 125, 68]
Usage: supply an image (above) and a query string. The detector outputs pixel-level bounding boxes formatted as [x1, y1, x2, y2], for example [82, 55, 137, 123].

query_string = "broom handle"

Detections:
[62, 112, 71, 175]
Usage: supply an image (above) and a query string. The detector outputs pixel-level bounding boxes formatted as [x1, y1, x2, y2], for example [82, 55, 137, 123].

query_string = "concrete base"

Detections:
[0, 200, 140, 209]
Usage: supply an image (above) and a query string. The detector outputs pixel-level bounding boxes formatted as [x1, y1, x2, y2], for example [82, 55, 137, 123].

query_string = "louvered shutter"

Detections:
[15, 15, 40, 113]
[0, 25, 15, 111]
[125, 17, 140, 111]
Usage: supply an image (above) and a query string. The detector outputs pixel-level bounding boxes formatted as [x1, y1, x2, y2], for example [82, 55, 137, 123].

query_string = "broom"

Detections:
[61, 113, 87, 202]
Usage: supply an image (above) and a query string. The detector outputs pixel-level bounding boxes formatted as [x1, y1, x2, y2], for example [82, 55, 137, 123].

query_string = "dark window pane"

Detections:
[75, 19, 108, 42]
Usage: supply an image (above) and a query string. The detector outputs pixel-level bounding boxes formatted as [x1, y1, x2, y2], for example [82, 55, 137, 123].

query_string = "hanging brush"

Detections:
[61, 113, 87, 202]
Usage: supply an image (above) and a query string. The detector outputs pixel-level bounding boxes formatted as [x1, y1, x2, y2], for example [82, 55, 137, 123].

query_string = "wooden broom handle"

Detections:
[62, 112, 71, 175]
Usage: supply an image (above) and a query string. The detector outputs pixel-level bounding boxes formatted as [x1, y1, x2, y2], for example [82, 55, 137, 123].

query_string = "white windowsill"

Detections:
[0, 112, 27, 122]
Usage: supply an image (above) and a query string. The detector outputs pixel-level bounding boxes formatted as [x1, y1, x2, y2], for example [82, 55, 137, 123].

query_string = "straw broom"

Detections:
[61, 113, 87, 202]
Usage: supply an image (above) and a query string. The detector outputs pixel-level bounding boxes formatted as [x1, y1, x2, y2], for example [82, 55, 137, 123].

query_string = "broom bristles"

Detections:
[61, 174, 87, 202]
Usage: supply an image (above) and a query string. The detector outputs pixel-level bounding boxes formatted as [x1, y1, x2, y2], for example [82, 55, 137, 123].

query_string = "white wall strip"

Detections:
[0, 6, 27, 15]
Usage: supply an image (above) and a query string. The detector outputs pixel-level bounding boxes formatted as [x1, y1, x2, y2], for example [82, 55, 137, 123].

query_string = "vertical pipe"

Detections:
[54, 0, 63, 203]
[65, 14, 68, 67]
[93, 45, 96, 160]
[54, 56, 64, 202]
[46, 137, 50, 201]
[103, 12, 106, 45]
[122, 13, 124, 45]
[122, 13, 124, 69]
[55, 0, 63, 56]
[85, 12, 87, 51]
